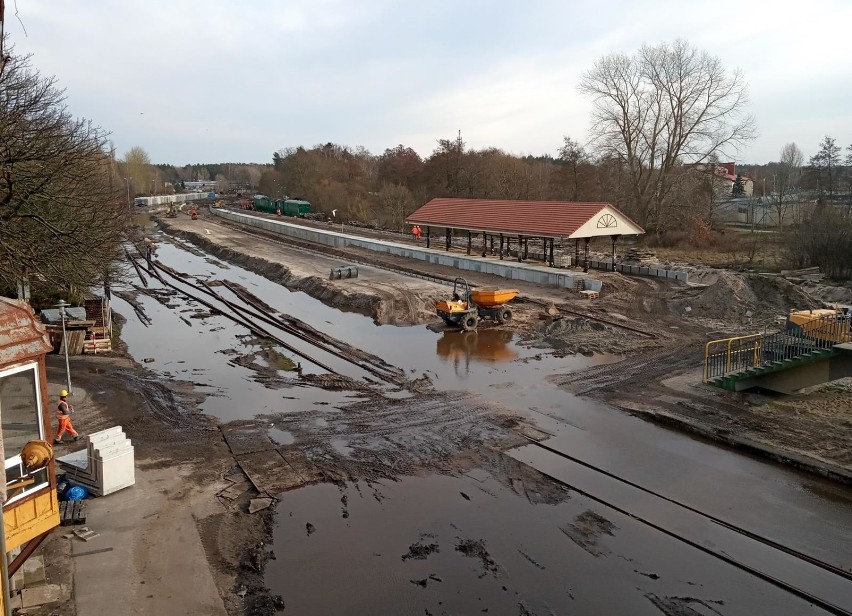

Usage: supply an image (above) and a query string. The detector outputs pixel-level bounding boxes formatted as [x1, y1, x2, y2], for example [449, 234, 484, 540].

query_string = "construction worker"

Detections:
[54, 390, 79, 444]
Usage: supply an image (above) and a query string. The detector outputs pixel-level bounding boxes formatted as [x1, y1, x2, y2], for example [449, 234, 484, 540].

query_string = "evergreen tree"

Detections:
[732, 174, 746, 197]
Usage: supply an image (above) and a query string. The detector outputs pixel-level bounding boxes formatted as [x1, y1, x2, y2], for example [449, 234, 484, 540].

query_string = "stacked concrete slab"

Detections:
[57, 427, 135, 496]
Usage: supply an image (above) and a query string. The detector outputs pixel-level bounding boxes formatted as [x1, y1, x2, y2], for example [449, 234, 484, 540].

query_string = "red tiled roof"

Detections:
[406, 198, 642, 238]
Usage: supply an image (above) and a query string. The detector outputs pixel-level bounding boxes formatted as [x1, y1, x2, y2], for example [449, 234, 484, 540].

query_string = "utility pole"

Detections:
[124, 177, 133, 217]
[0, 0, 6, 75]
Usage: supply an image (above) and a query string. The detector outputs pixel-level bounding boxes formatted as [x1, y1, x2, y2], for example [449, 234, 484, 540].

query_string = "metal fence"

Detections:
[704, 312, 852, 382]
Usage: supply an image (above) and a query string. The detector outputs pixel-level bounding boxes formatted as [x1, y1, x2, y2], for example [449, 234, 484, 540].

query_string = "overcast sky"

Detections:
[4, 0, 851, 165]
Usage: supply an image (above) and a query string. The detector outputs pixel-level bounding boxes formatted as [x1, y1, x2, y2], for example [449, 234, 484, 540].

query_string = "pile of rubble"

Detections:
[621, 248, 657, 263]
[780, 266, 824, 282]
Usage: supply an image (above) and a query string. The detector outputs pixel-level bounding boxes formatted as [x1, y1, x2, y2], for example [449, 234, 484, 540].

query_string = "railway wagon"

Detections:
[252, 196, 273, 212]
[277, 199, 312, 217]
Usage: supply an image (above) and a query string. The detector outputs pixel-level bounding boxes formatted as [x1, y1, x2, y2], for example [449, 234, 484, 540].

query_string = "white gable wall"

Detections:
[567, 205, 644, 239]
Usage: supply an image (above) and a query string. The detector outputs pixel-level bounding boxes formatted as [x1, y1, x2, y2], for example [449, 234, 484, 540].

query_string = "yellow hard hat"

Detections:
[60, 389, 69, 397]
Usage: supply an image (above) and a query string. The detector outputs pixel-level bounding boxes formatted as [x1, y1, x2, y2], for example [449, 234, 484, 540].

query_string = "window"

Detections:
[0, 363, 48, 505]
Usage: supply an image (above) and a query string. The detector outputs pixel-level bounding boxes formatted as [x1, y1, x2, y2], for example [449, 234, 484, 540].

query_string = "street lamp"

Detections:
[54, 300, 72, 396]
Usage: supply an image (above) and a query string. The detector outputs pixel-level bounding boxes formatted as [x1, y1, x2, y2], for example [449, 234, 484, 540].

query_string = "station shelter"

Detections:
[405, 198, 645, 271]
[0, 298, 61, 611]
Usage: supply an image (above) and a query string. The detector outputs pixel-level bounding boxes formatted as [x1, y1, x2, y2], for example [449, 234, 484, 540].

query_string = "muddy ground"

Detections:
[158, 208, 851, 476]
[32, 206, 851, 615]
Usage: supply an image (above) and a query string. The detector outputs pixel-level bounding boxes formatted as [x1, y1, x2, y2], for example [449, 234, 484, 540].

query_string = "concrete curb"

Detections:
[622, 406, 852, 486]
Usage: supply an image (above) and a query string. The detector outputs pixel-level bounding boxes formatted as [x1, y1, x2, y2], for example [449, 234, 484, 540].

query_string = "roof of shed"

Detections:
[0, 298, 53, 367]
[405, 198, 644, 238]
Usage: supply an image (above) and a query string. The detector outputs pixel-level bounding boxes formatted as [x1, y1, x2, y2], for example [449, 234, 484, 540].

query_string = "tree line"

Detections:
[5, 31, 852, 303]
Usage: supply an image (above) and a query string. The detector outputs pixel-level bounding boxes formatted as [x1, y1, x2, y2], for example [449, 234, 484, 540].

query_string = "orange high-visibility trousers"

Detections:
[55, 415, 78, 440]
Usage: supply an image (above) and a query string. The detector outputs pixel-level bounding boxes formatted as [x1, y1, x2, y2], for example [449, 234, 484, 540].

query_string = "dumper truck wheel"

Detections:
[461, 315, 478, 331]
[499, 308, 513, 323]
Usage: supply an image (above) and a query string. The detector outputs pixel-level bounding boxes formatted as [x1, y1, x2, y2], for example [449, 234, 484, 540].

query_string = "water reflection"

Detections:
[435, 329, 517, 376]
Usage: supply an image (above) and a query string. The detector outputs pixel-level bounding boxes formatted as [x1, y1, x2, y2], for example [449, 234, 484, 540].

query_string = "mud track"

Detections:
[549, 347, 701, 396]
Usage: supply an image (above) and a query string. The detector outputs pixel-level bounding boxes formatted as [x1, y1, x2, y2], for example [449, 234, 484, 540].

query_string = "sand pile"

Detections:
[669, 272, 822, 327]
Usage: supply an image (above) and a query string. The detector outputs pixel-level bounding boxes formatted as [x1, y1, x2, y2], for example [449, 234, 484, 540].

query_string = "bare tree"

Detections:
[378, 183, 414, 231]
[0, 52, 128, 294]
[579, 39, 756, 229]
[846, 144, 852, 214]
[215, 173, 229, 194]
[773, 142, 802, 228]
[558, 136, 587, 201]
[122, 146, 154, 196]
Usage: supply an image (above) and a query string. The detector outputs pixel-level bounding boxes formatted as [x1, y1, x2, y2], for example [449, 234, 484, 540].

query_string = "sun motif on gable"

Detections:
[596, 213, 617, 228]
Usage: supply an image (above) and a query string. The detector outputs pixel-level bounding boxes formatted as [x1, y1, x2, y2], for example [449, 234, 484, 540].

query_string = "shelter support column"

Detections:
[583, 238, 590, 273]
[517, 235, 523, 262]
[489, 235, 494, 254]
[543, 238, 547, 263]
[482, 232, 487, 257]
[548, 239, 555, 267]
[611, 234, 620, 272]
[445, 228, 452, 251]
[499, 234, 504, 260]
[426, 226, 430, 248]
[467, 231, 472, 255]
[523, 237, 529, 260]
[575, 239, 580, 268]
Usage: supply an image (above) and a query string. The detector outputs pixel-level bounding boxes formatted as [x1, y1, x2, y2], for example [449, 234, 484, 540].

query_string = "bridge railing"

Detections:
[704, 334, 763, 382]
[703, 312, 852, 382]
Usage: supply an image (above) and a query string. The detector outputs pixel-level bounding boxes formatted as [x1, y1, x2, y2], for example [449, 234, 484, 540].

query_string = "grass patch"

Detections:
[260, 341, 297, 371]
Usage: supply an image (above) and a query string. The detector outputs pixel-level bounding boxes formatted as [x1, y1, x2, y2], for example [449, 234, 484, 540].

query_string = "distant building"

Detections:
[686, 162, 754, 197]
[183, 180, 217, 191]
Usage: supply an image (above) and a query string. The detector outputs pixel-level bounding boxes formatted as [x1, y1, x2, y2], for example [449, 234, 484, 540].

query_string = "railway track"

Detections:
[201, 213, 463, 289]
[179, 213, 665, 341]
[516, 436, 852, 616]
[127, 249, 407, 386]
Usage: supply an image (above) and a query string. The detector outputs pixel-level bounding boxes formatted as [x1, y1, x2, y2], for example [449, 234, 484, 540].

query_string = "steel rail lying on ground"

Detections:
[517, 296, 658, 338]
[521, 435, 852, 616]
[128, 254, 339, 374]
[219, 280, 404, 382]
[131, 246, 407, 384]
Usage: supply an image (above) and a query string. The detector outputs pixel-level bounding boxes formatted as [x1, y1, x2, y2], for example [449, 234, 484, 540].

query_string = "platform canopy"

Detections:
[406, 198, 644, 239]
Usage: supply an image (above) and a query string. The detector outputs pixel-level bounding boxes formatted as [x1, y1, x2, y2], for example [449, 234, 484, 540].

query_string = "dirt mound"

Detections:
[520, 316, 641, 356]
[798, 280, 852, 307]
[669, 272, 821, 328]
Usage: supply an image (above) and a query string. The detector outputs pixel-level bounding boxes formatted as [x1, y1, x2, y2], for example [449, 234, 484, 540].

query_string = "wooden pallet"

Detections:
[59, 500, 88, 526]
[579, 290, 600, 300]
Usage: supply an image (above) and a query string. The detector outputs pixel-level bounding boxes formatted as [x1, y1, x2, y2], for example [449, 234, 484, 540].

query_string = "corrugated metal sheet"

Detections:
[405, 198, 638, 238]
[0, 298, 53, 366]
[38, 307, 87, 324]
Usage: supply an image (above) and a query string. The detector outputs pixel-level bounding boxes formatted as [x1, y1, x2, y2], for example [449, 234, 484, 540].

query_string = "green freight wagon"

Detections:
[252, 196, 273, 213]
[274, 199, 289, 215]
[281, 199, 312, 217]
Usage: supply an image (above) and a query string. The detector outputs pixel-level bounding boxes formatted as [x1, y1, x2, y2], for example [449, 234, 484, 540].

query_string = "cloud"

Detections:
[4, 0, 850, 164]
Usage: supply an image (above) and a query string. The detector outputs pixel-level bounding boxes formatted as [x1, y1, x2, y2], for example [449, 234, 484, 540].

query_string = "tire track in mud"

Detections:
[548, 347, 701, 397]
[260, 391, 533, 483]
